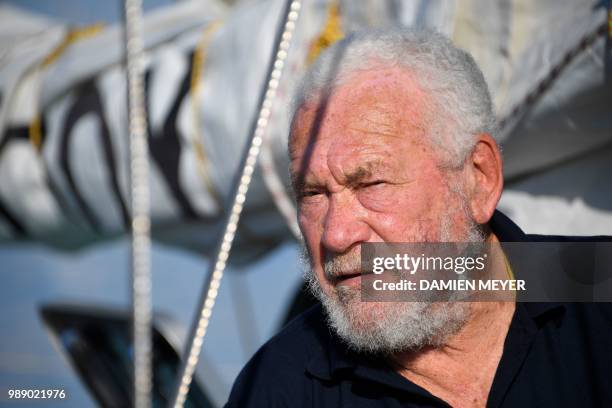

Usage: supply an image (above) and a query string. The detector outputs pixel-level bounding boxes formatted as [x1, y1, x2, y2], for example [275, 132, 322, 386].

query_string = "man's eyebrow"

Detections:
[344, 160, 386, 186]
[343, 166, 372, 186]
[290, 171, 305, 192]
[290, 160, 387, 193]
[290, 171, 318, 194]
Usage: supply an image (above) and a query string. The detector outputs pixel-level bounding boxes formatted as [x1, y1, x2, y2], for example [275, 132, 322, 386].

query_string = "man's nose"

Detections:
[321, 193, 370, 254]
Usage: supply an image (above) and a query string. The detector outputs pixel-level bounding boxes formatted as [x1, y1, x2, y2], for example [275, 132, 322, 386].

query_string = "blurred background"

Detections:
[0, 0, 610, 406]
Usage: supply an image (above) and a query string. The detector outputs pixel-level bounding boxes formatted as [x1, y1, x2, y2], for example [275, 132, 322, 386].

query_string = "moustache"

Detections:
[324, 250, 362, 281]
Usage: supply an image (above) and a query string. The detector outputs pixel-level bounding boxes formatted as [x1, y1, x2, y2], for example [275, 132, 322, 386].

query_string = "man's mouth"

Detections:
[332, 271, 371, 286]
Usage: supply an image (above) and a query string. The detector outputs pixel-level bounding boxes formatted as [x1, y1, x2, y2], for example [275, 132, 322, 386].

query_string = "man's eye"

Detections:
[300, 190, 322, 198]
[361, 181, 386, 188]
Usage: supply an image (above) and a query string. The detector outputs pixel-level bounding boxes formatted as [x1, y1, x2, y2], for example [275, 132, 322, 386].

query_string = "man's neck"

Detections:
[393, 301, 515, 407]
[392, 233, 516, 407]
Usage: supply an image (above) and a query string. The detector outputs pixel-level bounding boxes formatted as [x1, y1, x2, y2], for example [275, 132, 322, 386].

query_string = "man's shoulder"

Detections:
[225, 304, 328, 407]
[560, 302, 612, 327]
[491, 210, 612, 243]
[266, 302, 328, 354]
[525, 234, 612, 242]
[250, 302, 328, 369]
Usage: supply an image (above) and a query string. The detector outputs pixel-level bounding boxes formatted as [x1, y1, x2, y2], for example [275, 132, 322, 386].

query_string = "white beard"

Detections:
[300, 197, 485, 355]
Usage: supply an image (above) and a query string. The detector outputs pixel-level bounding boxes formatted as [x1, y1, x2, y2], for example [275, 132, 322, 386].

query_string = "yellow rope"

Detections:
[29, 24, 104, 150]
[42, 24, 104, 68]
[307, 0, 343, 64]
[503, 251, 516, 280]
[29, 116, 43, 151]
[190, 21, 224, 209]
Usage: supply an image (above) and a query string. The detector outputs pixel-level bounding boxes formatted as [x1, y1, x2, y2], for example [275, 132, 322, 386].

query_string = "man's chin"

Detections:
[320, 291, 470, 355]
[340, 300, 421, 336]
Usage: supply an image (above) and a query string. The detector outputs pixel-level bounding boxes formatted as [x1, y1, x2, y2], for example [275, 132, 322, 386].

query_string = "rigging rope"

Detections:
[190, 20, 224, 210]
[124, 0, 152, 407]
[259, 0, 344, 241]
[29, 24, 105, 151]
[498, 22, 607, 134]
[169, 1, 302, 406]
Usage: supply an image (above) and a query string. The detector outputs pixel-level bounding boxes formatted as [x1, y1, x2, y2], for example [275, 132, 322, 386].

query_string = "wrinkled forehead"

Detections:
[289, 67, 432, 163]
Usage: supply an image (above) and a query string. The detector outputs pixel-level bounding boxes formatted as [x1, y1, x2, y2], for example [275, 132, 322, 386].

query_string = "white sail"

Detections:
[0, 0, 610, 262]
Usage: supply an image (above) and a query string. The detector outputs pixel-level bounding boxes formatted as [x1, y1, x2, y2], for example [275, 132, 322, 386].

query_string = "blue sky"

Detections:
[4, 0, 176, 25]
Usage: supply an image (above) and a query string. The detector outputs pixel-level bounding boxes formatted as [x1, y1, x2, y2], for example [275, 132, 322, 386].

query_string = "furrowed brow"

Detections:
[290, 160, 387, 195]
[290, 171, 320, 195]
[290, 171, 303, 193]
[344, 161, 385, 187]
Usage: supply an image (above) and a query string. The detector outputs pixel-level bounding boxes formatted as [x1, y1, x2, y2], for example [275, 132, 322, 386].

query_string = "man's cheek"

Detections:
[298, 207, 328, 241]
[298, 198, 327, 219]
[297, 217, 324, 262]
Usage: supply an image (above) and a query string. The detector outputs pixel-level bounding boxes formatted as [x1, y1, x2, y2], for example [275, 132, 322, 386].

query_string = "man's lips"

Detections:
[332, 271, 372, 285]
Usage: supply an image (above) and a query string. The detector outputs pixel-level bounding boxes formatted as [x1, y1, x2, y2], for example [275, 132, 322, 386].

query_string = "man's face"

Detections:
[290, 68, 477, 353]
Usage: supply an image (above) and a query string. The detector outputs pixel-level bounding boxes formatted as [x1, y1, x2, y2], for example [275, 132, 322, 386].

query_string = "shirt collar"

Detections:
[490, 210, 566, 324]
[305, 317, 356, 381]
[522, 302, 566, 325]
[489, 209, 529, 242]
[306, 325, 443, 400]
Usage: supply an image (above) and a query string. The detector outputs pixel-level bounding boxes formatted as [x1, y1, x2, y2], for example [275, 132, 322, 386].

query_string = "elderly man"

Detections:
[226, 29, 612, 407]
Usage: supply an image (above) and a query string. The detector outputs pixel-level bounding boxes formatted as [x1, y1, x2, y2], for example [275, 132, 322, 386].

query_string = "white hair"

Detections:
[291, 27, 497, 167]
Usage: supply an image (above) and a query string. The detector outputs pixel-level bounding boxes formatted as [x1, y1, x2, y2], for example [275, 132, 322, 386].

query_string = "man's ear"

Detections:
[466, 133, 503, 224]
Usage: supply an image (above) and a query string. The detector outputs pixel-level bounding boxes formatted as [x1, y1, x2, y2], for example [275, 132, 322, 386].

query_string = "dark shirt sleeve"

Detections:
[224, 342, 309, 408]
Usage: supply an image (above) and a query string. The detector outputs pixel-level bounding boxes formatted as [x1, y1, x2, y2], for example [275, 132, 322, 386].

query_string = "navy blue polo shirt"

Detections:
[226, 212, 612, 407]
